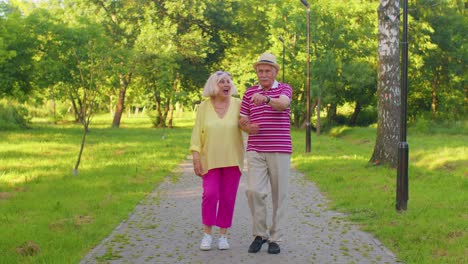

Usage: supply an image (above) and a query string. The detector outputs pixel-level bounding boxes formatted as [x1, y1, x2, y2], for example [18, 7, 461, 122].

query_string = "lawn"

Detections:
[292, 125, 467, 264]
[0, 114, 466, 264]
[0, 113, 194, 263]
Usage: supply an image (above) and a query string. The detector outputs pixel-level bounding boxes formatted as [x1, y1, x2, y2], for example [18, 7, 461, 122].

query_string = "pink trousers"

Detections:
[202, 166, 241, 228]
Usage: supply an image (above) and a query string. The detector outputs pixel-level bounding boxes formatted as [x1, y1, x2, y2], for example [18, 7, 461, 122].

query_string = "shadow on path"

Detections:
[80, 159, 401, 264]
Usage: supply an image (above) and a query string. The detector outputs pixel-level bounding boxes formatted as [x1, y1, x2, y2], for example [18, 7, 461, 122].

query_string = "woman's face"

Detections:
[217, 77, 232, 97]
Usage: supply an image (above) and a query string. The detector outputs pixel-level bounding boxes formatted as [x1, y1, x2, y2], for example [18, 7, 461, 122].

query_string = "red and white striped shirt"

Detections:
[240, 81, 293, 153]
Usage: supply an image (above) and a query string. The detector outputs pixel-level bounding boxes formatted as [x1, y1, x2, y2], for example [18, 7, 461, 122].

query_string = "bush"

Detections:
[409, 115, 468, 135]
[354, 107, 377, 126]
[25, 98, 72, 122]
[0, 100, 31, 130]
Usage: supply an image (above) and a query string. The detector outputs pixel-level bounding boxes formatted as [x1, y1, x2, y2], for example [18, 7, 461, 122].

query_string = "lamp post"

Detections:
[301, 0, 311, 153]
[397, 0, 409, 211]
[278, 36, 285, 83]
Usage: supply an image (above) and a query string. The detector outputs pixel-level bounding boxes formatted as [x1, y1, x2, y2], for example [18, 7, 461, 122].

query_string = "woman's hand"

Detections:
[192, 152, 203, 177]
[248, 123, 259, 135]
[239, 116, 259, 135]
[193, 159, 203, 177]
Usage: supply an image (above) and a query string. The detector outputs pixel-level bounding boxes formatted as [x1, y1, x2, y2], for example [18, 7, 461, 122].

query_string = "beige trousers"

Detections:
[245, 151, 291, 243]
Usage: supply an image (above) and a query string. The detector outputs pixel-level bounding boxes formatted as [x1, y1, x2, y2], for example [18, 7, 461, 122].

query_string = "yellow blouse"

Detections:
[190, 97, 244, 175]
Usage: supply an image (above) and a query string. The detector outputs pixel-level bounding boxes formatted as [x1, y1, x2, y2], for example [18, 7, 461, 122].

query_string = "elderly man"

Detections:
[239, 52, 293, 254]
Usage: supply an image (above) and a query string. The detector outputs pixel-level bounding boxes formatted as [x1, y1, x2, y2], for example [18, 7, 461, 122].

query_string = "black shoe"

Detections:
[268, 242, 280, 254]
[248, 236, 267, 253]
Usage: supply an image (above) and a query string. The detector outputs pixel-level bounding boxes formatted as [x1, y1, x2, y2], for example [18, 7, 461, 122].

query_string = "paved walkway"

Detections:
[80, 158, 401, 264]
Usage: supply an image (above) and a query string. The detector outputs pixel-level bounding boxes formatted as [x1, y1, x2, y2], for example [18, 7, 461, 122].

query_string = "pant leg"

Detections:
[216, 166, 242, 228]
[245, 151, 269, 239]
[266, 153, 291, 243]
[202, 168, 221, 226]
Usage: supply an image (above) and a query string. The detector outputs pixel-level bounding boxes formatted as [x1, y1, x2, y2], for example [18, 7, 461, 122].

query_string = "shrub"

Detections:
[0, 100, 31, 130]
[409, 115, 468, 135]
[355, 107, 377, 126]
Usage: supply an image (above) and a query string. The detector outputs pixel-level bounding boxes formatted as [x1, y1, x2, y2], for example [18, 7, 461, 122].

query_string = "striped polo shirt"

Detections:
[240, 80, 293, 153]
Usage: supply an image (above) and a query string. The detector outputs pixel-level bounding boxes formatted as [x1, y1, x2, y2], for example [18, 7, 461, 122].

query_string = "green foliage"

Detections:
[0, 0, 465, 129]
[409, 116, 468, 135]
[409, 0, 467, 119]
[0, 99, 31, 130]
[354, 106, 378, 126]
[0, 3, 39, 98]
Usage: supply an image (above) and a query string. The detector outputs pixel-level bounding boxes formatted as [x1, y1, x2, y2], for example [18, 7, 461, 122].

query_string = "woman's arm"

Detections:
[191, 151, 203, 177]
[238, 116, 259, 135]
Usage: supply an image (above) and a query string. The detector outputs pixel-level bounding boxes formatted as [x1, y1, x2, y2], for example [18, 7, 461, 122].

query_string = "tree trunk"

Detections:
[112, 73, 132, 128]
[69, 94, 81, 123]
[73, 124, 88, 175]
[431, 74, 437, 119]
[327, 104, 337, 126]
[370, 0, 401, 168]
[49, 87, 57, 123]
[316, 93, 321, 136]
[349, 101, 362, 126]
[167, 103, 174, 128]
[152, 92, 167, 128]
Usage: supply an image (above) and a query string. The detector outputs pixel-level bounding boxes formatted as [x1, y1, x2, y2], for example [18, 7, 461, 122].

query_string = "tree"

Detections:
[66, 22, 112, 174]
[0, 3, 38, 99]
[70, 0, 148, 128]
[31, 9, 113, 173]
[370, 0, 400, 167]
[409, 0, 467, 120]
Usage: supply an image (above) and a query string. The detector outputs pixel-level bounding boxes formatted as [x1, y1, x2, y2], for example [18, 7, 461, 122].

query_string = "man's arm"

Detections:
[266, 95, 290, 111]
[251, 93, 290, 111]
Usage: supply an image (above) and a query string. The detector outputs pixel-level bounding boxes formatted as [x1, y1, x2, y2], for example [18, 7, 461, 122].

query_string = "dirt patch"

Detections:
[49, 218, 68, 231]
[113, 149, 126, 155]
[16, 241, 41, 256]
[0, 192, 12, 200]
[74, 215, 94, 226]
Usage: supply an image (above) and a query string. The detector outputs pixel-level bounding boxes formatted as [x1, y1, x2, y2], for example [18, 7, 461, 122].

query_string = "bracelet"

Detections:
[265, 96, 270, 104]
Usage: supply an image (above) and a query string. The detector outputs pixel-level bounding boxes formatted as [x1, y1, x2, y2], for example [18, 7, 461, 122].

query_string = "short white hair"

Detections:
[203, 71, 238, 97]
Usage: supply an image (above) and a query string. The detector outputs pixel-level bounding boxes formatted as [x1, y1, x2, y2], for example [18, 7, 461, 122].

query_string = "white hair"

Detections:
[203, 71, 238, 97]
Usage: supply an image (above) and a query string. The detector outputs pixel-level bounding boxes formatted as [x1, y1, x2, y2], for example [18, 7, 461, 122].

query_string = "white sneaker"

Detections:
[200, 233, 212, 250]
[218, 236, 230, 250]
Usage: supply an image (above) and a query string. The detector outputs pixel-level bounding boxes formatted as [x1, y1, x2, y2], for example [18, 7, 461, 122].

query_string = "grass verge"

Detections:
[0, 113, 194, 263]
[0, 113, 466, 264]
[291, 125, 467, 264]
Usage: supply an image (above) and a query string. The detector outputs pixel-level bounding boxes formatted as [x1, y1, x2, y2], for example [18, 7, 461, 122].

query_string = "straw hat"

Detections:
[253, 52, 280, 71]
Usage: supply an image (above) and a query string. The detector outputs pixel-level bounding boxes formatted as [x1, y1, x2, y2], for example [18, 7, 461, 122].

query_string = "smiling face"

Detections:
[203, 71, 237, 97]
[256, 64, 278, 90]
[217, 77, 232, 98]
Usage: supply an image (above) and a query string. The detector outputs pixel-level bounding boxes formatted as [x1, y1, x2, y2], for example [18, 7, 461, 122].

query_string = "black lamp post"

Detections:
[278, 36, 285, 83]
[397, 0, 409, 211]
[301, 0, 311, 153]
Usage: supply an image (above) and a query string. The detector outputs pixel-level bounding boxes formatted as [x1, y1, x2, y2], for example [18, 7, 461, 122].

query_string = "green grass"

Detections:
[292, 125, 467, 264]
[1, 112, 466, 264]
[0, 113, 194, 264]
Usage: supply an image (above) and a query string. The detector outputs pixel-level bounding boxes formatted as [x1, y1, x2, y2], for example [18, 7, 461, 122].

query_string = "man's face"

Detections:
[256, 64, 277, 89]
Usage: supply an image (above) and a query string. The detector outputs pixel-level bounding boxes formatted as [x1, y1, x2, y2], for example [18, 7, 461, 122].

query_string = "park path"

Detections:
[80, 158, 402, 264]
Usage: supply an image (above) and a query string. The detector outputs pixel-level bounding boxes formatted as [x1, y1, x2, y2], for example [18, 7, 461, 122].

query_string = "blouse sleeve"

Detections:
[189, 102, 204, 153]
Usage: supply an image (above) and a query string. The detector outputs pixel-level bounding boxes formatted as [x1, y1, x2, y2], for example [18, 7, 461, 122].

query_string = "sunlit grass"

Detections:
[0, 113, 193, 264]
[292, 124, 467, 264]
[1, 113, 466, 263]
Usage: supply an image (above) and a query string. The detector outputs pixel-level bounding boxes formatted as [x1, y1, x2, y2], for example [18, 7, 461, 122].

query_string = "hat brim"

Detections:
[253, 61, 280, 71]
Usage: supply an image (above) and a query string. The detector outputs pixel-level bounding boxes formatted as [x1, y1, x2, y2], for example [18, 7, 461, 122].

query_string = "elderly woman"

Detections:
[190, 71, 244, 251]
